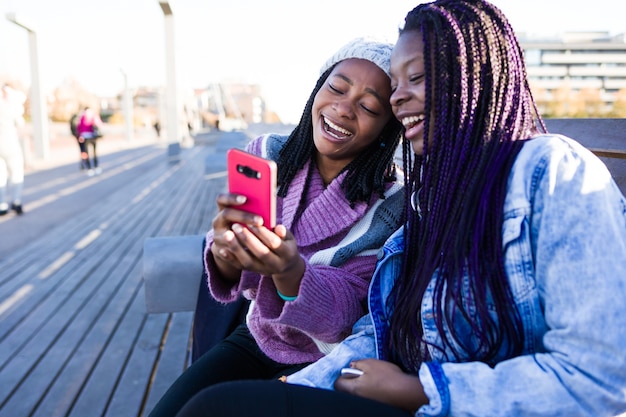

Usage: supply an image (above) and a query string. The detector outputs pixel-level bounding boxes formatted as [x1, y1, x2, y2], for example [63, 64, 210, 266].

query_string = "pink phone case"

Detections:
[227, 148, 277, 228]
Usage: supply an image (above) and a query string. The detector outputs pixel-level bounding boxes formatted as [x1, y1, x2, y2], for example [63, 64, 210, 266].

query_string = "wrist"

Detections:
[276, 289, 297, 301]
[397, 374, 428, 413]
[209, 248, 241, 282]
[273, 257, 305, 297]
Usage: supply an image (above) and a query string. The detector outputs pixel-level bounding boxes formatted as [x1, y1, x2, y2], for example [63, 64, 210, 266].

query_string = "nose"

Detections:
[333, 98, 355, 119]
[390, 84, 409, 108]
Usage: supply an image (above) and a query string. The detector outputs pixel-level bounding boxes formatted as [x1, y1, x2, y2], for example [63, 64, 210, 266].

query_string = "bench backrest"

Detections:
[544, 118, 626, 195]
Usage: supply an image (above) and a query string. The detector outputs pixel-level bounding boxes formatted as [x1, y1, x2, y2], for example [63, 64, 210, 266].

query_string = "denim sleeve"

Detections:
[285, 315, 376, 389]
[417, 141, 626, 416]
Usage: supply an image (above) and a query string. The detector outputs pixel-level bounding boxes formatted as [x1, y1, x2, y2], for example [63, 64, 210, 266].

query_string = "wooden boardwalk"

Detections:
[0, 129, 250, 417]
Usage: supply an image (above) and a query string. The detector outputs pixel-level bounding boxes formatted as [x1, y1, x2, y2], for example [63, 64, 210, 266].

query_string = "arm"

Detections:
[286, 314, 377, 389]
[255, 252, 376, 342]
[420, 141, 626, 417]
[204, 226, 265, 303]
[205, 134, 279, 297]
[204, 186, 270, 302]
[286, 232, 406, 391]
[206, 218, 374, 338]
[204, 229, 242, 302]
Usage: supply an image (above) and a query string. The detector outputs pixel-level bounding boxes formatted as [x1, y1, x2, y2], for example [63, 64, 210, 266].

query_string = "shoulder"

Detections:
[517, 134, 600, 166]
[385, 227, 405, 251]
[513, 134, 609, 184]
[369, 181, 404, 221]
[507, 134, 617, 212]
[245, 133, 289, 160]
[382, 180, 404, 199]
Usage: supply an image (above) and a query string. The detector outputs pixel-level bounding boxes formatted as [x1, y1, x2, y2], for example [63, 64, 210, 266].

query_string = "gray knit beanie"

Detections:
[319, 37, 393, 78]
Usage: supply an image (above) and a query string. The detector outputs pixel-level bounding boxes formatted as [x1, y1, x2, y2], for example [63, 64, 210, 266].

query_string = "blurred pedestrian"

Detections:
[77, 106, 104, 176]
[153, 120, 161, 138]
[0, 83, 26, 216]
[69, 109, 85, 171]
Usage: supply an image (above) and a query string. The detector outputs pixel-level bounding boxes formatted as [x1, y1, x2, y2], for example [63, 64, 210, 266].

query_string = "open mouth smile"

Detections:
[400, 114, 426, 142]
[323, 116, 353, 140]
[401, 114, 425, 130]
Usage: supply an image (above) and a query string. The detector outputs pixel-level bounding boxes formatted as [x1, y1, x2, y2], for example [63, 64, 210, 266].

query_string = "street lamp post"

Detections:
[120, 69, 134, 142]
[158, 1, 180, 163]
[5, 12, 49, 161]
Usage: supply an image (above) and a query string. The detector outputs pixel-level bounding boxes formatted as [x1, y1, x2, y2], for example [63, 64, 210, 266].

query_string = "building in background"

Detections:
[192, 82, 281, 131]
[520, 31, 626, 117]
[42, 80, 283, 134]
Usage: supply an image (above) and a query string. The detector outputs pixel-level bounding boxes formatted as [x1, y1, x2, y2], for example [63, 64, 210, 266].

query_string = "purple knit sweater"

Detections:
[204, 135, 403, 364]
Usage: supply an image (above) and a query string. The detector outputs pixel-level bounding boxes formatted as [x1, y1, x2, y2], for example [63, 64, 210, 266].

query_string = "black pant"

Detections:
[176, 379, 412, 417]
[78, 138, 98, 169]
[148, 324, 311, 417]
[191, 266, 250, 362]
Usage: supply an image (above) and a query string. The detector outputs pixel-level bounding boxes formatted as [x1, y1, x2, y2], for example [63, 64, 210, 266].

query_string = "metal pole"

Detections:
[6, 13, 49, 161]
[158, 1, 180, 163]
[120, 69, 134, 142]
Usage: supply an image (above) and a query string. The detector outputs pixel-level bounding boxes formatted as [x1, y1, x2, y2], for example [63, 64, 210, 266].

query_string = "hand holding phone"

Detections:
[227, 148, 277, 228]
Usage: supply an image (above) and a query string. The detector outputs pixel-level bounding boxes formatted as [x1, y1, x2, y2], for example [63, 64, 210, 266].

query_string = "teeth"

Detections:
[324, 117, 352, 137]
[402, 115, 425, 128]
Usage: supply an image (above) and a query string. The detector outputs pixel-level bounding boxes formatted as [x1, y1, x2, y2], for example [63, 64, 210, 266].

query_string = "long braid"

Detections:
[276, 67, 403, 206]
[388, 0, 545, 373]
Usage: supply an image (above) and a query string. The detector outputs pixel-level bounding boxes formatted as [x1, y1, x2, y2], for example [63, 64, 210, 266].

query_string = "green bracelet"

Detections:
[276, 289, 297, 302]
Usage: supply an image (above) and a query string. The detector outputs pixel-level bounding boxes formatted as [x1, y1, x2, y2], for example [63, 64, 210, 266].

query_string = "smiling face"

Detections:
[311, 58, 392, 182]
[390, 30, 427, 155]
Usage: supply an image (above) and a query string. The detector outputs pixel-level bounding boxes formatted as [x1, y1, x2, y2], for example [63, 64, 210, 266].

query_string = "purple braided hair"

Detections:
[388, 0, 547, 373]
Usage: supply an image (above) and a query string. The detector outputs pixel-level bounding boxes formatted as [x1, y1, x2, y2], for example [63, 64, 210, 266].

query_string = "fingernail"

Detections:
[232, 223, 243, 233]
[235, 195, 246, 203]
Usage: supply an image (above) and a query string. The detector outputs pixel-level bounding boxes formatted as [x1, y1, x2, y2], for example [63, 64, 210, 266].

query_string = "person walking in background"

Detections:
[69, 109, 86, 171]
[0, 83, 26, 216]
[153, 120, 161, 138]
[77, 106, 103, 176]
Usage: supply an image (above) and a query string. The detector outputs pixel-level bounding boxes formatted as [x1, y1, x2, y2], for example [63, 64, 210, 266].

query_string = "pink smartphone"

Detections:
[227, 148, 277, 228]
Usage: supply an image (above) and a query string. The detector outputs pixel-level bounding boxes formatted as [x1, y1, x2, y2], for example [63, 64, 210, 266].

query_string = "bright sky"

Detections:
[1, 0, 624, 124]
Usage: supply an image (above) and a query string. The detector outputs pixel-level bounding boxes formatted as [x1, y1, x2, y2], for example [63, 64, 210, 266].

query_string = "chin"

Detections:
[409, 139, 424, 156]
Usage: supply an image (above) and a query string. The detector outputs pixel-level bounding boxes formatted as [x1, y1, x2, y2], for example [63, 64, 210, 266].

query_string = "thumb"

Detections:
[273, 224, 289, 238]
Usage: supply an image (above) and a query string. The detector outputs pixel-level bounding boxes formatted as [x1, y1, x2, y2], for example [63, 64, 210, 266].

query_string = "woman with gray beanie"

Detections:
[148, 37, 404, 416]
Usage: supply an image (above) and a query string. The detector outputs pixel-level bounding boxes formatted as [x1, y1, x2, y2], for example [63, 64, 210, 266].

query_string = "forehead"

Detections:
[391, 30, 425, 69]
[330, 58, 386, 78]
[329, 58, 391, 93]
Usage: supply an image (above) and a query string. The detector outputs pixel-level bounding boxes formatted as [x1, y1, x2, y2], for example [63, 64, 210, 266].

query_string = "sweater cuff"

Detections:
[416, 361, 450, 417]
[204, 240, 241, 302]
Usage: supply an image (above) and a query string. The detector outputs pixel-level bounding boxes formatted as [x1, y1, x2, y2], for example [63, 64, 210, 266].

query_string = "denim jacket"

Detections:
[287, 135, 626, 416]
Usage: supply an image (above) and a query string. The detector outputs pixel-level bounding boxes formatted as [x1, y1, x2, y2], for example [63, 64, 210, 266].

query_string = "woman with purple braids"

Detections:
[175, 1, 626, 416]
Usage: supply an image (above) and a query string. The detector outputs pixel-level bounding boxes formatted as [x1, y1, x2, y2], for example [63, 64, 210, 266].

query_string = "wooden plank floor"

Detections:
[0, 130, 250, 417]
